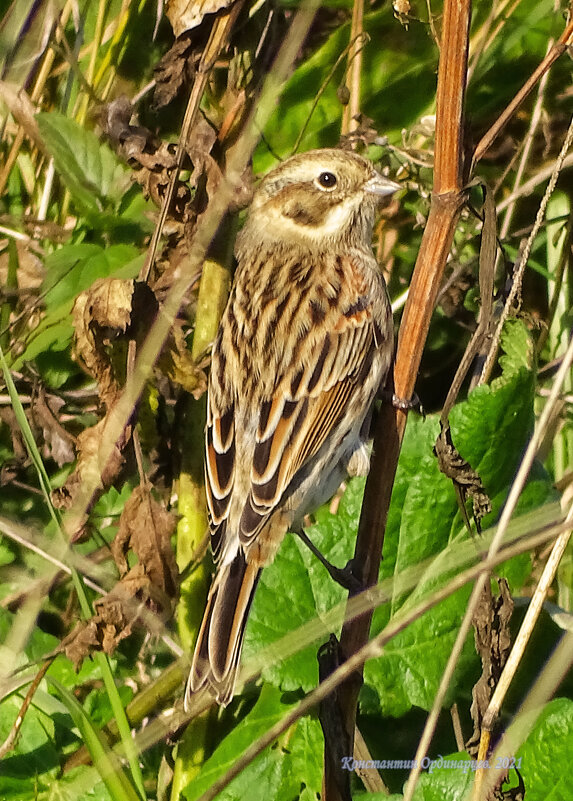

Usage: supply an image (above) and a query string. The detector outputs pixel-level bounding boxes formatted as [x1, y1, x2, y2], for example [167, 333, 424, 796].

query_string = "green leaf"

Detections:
[364, 330, 552, 716]
[0, 535, 16, 566]
[516, 697, 573, 800]
[183, 686, 322, 801]
[36, 112, 131, 215]
[244, 534, 337, 692]
[408, 753, 474, 800]
[42, 244, 142, 312]
[0, 768, 114, 801]
[48, 678, 144, 801]
[12, 246, 142, 371]
[0, 694, 58, 772]
[498, 318, 535, 377]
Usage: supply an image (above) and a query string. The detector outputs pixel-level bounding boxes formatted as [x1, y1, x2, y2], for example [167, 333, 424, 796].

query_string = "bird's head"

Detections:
[236, 148, 400, 255]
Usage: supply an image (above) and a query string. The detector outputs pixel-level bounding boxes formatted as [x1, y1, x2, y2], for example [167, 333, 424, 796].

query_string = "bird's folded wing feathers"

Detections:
[205, 293, 379, 554]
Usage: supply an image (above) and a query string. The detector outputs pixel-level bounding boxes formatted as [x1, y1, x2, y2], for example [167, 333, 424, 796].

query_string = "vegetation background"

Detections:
[0, 0, 573, 799]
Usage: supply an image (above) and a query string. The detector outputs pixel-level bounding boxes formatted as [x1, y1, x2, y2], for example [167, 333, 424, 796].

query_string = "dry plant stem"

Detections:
[402, 581, 479, 801]
[497, 39, 553, 247]
[0, 658, 53, 759]
[0, 516, 106, 596]
[472, 20, 573, 167]
[425, 0, 440, 50]
[468, 332, 573, 800]
[336, 0, 471, 763]
[191, 520, 564, 801]
[482, 507, 573, 730]
[139, 1, 246, 283]
[451, 703, 465, 751]
[127, 338, 148, 486]
[481, 631, 573, 799]
[496, 153, 573, 213]
[0, 1, 73, 195]
[292, 34, 367, 155]
[480, 114, 573, 383]
[341, 0, 364, 136]
[353, 726, 389, 794]
[537, 217, 573, 356]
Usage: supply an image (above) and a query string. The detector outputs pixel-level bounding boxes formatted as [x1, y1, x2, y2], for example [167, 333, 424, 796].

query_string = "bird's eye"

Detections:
[317, 171, 337, 189]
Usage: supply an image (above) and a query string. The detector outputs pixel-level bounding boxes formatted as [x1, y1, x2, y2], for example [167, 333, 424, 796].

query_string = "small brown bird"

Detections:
[187, 148, 400, 706]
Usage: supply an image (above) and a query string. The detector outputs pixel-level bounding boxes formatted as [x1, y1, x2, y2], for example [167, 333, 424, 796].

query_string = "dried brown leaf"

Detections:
[31, 387, 76, 467]
[112, 485, 178, 601]
[73, 278, 134, 409]
[158, 322, 207, 398]
[466, 579, 514, 757]
[166, 0, 235, 38]
[62, 619, 100, 671]
[51, 416, 130, 525]
[0, 81, 43, 151]
[62, 559, 175, 670]
[153, 33, 197, 109]
[98, 96, 192, 217]
[434, 421, 492, 531]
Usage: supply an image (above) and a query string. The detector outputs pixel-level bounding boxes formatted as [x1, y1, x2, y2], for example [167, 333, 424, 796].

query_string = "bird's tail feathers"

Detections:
[187, 551, 260, 708]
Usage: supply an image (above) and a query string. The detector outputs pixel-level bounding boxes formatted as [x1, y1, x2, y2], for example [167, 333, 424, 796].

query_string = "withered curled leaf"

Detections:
[434, 420, 492, 532]
[112, 484, 178, 601]
[62, 487, 178, 670]
[166, 0, 235, 38]
[73, 278, 135, 409]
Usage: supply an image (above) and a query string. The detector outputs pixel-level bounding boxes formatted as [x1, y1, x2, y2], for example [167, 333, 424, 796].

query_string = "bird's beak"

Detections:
[364, 173, 401, 197]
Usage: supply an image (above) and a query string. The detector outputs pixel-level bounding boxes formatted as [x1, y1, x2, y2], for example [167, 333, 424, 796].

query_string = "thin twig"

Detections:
[472, 20, 573, 167]
[480, 114, 573, 383]
[497, 39, 553, 247]
[496, 153, 573, 213]
[0, 659, 54, 759]
[0, 516, 106, 595]
[292, 33, 368, 155]
[483, 508, 573, 730]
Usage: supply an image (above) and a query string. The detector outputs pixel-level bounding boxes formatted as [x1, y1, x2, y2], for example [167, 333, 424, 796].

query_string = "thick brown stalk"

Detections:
[333, 0, 472, 780]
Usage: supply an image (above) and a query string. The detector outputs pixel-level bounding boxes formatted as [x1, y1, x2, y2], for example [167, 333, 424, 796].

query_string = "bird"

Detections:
[187, 148, 400, 707]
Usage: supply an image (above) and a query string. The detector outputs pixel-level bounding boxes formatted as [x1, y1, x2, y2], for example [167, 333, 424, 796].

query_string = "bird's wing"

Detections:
[205, 255, 390, 558]
[239, 314, 376, 542]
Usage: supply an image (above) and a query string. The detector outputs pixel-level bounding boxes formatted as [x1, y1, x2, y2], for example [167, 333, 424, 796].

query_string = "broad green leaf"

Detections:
[36, 112, 131, 215]
[183, 686, 322, 801]
[516, 697, 573, 800]
[0, 773, 112, 801]
[407, 752, 474, 800]
[498, 318, 536, 378]
[42, 244, 142, 312]
[244, 534, 325, 692]
[12, 246, 143, 371]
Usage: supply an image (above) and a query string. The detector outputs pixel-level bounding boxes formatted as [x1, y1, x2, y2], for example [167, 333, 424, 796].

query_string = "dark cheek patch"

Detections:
[283, 201, 321, 226]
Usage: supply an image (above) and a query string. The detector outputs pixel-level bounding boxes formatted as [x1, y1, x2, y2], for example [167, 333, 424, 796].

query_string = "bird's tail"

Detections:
[186, 551, 261, 707]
